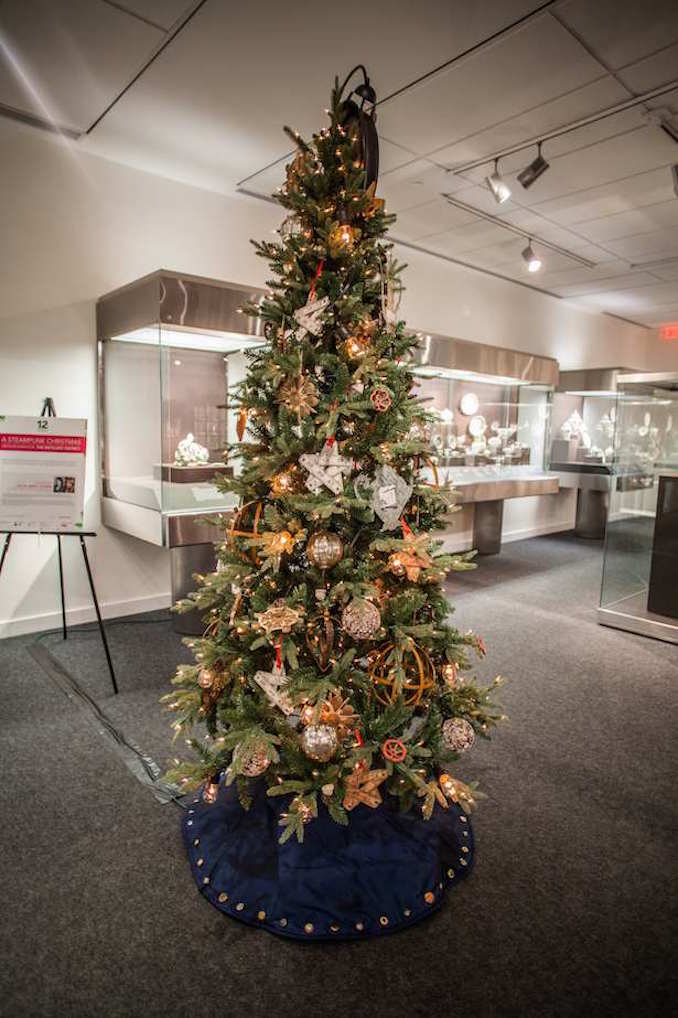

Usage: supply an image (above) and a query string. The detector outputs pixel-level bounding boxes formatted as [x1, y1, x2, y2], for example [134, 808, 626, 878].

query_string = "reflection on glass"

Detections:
[599, 374, 678, 640]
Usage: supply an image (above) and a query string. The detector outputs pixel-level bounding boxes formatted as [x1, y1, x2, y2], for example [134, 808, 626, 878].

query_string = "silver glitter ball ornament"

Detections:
[300, 724, 338, 762]
[341, 599, 381, 640]
[442, 718, 475, 753]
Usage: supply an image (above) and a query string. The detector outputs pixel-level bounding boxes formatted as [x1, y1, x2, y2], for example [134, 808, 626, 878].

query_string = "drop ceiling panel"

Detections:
[618, 47, 678, 94]
[604, 228, 678, 260]
[557, 0, 678, 71]
[571, 201, 678, 243]
[390, 199, 477, 241]
[377, 16, 604, 156]
[528, 167, 677, 225]
[0, 0, 163, 132]
[649, 262, 678, 281]
[554, 272, 662, 297]
[380, 161, 455, 213]
[111, 2, 195, 30]
[435, 76, 630, 169]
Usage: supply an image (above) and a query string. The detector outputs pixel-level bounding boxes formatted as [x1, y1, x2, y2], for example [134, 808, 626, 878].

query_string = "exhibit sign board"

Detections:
[0, 416, 87, 532]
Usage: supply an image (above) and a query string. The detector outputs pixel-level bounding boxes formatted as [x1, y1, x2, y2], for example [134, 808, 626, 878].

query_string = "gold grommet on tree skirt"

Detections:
[379, 916, 389, 926]
[424, 891, 435, 904]
[368, 642, 435, 706]
[355, 922, 364, 932]
[304, 923, 314, 934]
[236, 903, 245, 911]
[218, 893, 228, 903]
[257, 911, 266, 921]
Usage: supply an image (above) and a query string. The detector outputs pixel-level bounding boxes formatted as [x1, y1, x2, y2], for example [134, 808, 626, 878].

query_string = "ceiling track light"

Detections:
[485, 157, 511, 204]
[522, 241, 542, 273]
[517, 142, 549, 189]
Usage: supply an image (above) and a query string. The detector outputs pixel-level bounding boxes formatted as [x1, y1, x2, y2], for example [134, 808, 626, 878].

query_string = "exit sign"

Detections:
[660, 323, 678, 341]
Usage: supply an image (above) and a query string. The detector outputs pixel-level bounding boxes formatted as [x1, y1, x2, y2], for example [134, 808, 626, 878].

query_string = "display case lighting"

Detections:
[564, 390, 617, 397]
[110, 326, 266, 353]
[412, 365, 530, 386]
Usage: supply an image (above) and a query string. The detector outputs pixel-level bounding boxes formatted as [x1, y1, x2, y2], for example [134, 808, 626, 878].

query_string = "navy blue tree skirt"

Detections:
[182, 779, 474, 940]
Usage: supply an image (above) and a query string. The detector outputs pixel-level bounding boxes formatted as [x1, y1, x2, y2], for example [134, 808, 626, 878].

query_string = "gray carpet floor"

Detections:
[0, 532, 676, 1018]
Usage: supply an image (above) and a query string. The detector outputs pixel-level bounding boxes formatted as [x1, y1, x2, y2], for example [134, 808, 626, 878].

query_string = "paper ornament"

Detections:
[356, 465, 412, 530]
[294, 294, 329, 338]
[300, 441, 352, 495]
[252, 662, 296, 715]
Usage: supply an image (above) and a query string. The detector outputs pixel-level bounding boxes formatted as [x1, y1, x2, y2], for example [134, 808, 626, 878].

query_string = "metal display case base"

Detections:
[597, 595, 678, 645]
[171, 543, 217, 635]
[473, 500, 504, 555]
[575, 488, 609, 539]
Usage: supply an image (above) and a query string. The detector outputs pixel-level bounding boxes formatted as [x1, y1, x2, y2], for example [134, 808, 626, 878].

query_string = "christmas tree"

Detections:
[165, 69, 503, 847]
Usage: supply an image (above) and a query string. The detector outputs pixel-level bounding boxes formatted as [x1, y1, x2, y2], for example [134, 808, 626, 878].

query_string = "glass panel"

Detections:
[159, 330, 234, 514]
[600, 376, 678, 634]
[413, 374, 552, 483]
[102, 328, 162, 510]
[550, 393, 617, 468]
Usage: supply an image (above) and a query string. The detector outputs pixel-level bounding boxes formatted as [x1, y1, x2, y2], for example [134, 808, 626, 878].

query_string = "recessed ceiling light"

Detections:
[522, 242, 542, 273]
[517, 142, 549, 189]
[485, 158, 511, 204]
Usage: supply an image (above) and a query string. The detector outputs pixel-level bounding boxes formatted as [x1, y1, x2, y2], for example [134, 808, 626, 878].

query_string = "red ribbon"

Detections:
[354, 728, 364, 746]
[326, 436, 335, 448]
[275, 637, 283, 670]
[309, 259, 325, 300]
[400, 517, 413, 538]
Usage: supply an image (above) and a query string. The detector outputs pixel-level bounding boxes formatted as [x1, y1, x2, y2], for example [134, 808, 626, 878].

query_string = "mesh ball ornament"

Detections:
[238, 744, 271, 777]
[341, 599, 381, 640]
[306, 530, 344, 569]
[442, 717, 475, 753]
[300, 723, 338, 762]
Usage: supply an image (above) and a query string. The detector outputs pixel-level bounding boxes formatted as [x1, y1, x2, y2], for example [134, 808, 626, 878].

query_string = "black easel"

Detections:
[0, 399, 118, 695]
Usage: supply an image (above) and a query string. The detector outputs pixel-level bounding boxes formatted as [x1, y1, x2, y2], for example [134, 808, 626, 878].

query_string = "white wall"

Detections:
[1, 120, 674, 635]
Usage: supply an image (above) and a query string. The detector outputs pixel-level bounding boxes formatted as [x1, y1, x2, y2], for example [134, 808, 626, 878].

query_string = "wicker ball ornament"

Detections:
[369, 642, 435, 706]
[307, 530, 344, 569]
[300, 723, 338, 762]
[370, 387, 393, 413]
[341, 599, 381, 640]
[442, 717, 475, 753]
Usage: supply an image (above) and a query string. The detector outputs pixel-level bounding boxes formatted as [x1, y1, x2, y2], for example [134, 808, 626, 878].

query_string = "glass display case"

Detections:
[549, 368, 639, 538]
[97, 271, 264, 630]
[409, 333, 559, 553]
[599, 372, 678, 644]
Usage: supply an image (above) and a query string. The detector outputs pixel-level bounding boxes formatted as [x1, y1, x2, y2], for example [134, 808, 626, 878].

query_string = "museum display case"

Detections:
[409, 333, 559, 553]
[598, 372, 678, 644]
[549, 368, 640, 538]
[97, 271, 265, 630]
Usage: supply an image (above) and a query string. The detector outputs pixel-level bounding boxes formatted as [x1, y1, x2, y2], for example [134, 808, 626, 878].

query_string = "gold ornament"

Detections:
[306, 610, 335, 671]
[306, 530, 344, 569]
[343, 332, 372, 361]
[251, 529, 302, 570]
[198, 668, 215, 689]
[236, 406, 249, 441]
[341, 599, 381, 640]
[327, 221, 360, 258]
[370, 387, 392, 413]
[343, 766, 388, 811]
[369, 641, 435, 707]
[238, 744, 271, 777]
[255, 601, 304, 634]
[277, 375, 319, 417]
[270, 466, 301, 496]
[300, 723, 338, 762]
[441, 661, 459, 688]
[319, 691, 359, 735]
[387, 534, 434, 582]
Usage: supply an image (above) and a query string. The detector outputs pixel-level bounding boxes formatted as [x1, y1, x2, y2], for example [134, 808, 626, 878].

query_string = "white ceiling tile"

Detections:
[435, 76, 630, 170]
[557, 0, 678, 71]
[111, 1, 194, 30]
[377, 16, 604, 155]
[0, 0, 163, 132]
[571, 201, 678, 244]
[604, 229, 678, 260]
[647, 262, 678, 281]
[528, 167, 677, 224]
[618, 46, 678, 94]
[380, 161, 452, 212]
[390, 199, 477, 241]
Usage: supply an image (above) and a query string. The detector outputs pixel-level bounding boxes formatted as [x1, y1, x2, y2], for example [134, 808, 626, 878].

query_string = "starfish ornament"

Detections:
[343, 767, 388, 811]
[300, 440, 352, 495]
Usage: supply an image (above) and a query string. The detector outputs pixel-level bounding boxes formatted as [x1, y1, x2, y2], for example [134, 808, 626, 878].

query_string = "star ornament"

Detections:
[300, 440, 352, 495]
[294, 295, 329, 338]
[343, 767, 388, 811]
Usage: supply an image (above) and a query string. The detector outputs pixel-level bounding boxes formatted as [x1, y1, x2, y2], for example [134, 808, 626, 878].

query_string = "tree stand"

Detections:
[182, 778, 474, 940]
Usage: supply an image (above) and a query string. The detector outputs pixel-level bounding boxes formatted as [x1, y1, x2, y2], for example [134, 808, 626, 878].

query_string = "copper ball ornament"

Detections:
[239, 745, 271, 777]
[300, 723, 338, 762]
[442, 717, 475, 753]
[307, 530, 344, 569]
[341, 599, 381, 640]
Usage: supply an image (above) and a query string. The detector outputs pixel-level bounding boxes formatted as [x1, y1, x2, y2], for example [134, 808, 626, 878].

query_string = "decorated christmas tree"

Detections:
[165, 69, 503, 935]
